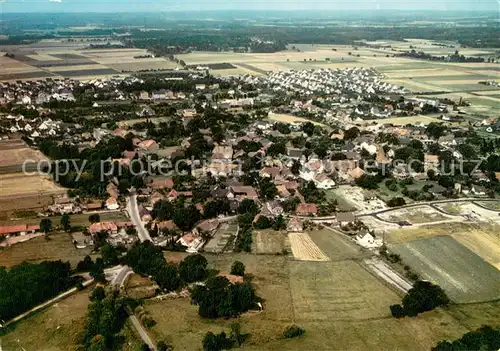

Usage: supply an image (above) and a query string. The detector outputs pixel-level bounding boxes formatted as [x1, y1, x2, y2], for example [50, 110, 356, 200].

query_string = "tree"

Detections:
[258, 177, 278, 200]
[173, 204, 201, 232]
[156, 264, 181, 291]
[291, 159, 301, 175]
[273, 214, 286, 230]
[230, 261, 245, 276]
[90, 286, 106, 301]
[254, 215, 273, 229]
[387, 197, 406, 207]
[101, 244, 120, 267]
[89, 213, 101, 223]
[60, 214, 71, 231]
[390, 304, 406, 318]
[343, 127, 360, 140]
[238, 199, 258, 215]
[432, 326, 500, 351]
[40, 218, 52, 234]
[393, 281, 450, 317]
[179, 254, 208, 283]
[426, 122, 447, 140]
[302, 122, 315, 136]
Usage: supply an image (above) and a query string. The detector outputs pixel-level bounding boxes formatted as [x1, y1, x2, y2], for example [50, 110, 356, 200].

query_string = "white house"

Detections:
[356, 233, 383, 248]
[314, 174, 335, 189]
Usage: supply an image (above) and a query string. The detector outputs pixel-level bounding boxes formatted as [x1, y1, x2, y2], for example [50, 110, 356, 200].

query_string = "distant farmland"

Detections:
[390, 235, 500, 303]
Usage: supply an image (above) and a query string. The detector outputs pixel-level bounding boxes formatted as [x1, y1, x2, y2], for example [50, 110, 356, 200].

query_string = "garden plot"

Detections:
[390, 235, 500, 303]
[288, 232, 329, 261]
[379, 205, 453, 224]
[252, 229, 286, 254]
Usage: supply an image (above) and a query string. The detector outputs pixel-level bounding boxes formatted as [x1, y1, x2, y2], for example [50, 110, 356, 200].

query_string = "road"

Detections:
[127, 195, 152, 242]
[126, 306, 156, 350]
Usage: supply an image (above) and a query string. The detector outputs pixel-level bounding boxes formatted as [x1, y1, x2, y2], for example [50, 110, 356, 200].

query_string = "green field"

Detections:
[390, 235, 500, 303]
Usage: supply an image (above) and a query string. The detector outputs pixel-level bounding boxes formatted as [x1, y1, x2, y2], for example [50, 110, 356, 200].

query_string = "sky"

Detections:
[0, 0, 498, 13]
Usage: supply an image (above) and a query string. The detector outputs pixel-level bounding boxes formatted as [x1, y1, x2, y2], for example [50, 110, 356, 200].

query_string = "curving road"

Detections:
[127, 195, 152, 242]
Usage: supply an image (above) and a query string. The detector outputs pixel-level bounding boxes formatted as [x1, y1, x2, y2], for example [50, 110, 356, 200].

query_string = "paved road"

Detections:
[126, 306, 156, 350]
[127, 195, 152, 242]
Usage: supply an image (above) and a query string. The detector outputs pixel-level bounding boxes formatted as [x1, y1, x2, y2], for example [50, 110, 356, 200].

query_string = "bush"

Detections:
[230, 261, 245, 276]
[283, 325, 305, 339]
[390, 304, 406, 318]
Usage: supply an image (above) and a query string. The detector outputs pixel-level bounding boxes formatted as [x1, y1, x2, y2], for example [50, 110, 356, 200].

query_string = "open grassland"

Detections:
[0, 231, 93, 268]
[145, 254, 295, 349]
[0, 286, 142, 351]
[390, 235, 500, 303]
[0, 287, 92, 351]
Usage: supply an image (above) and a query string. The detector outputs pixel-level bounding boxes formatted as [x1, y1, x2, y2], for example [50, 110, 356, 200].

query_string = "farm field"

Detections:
[288, 232, 329, 261]
[0, 138, 47, 173]
[0, 231, 93, 268]
[288, 259, 399, 321]
[252, 229, 287, 254]
[307, 228, 367, 261]
[0, 173, 66, 198]
[389, 235, 500, 303]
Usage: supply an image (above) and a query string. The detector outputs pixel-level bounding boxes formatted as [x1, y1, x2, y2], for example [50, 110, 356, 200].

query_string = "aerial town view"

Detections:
[0, 2, 499, 351]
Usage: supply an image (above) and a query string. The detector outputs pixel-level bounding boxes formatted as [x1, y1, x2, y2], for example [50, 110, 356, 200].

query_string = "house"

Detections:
[0, 224, 40, 238]
[212, 145, 233, 160]
[177, 233, 204, 253]
[336, 212, 355, 226]
[156, 220, 178, 233]
[197, 219, 220, 234]
[106, 197, 120, 210]
[230, 186, 259, 201]
[149, 177, 174, 189]
[138, 139, 159, 151]
[85, 202, 103, 211]
[424, 154, 440, 172]
[264, 200, 284, 217]
[347, 167, 365, 180]
[287, 216, 303, 232]
[260, 167, 281, 179]
[296, 203, 318, 216]
[139, 91, 150, 100]
[314, 174, 335, 189]
[89, 222, 118, 235]
[471, 184, 487, 196]
[356, 232, 383, 248]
